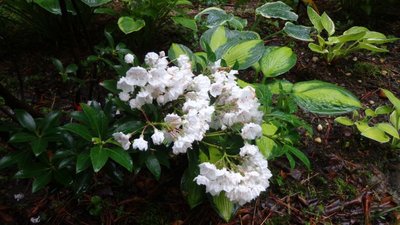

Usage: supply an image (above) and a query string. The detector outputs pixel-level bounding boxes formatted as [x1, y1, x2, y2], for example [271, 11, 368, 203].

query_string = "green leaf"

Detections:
[80, 0, 111, 7]
[321, 12, 335, 36]
[172, 16, 197, 31]
[292, 80, 361, 115]
[0, 151, 28, 169]
[307, 6, 323, 33]
[343, 26, 369, 35]
[255, 1, 298, 21]
[256, 136, 277, 159]
[195, 7, 245, 29]
[168, 43, 196, 69]
[145, 154, 161, 180]
[334, 116, 354, 126]
[52, 58, 64, 72]
[260, 47, 297, 78]
[53, 169, 73, 186]
[381, 89, 400, 112]
[94, 7, 117, 16]
[76, 152, 90, 173]
[390, 111, 399, 130]
[181, 168, 205, 208]
[375, 105, 392, 115]
[283, 22, 313, 41]
[63, 123, 93, 141]
[361, 127, 390, 143]
[308, 43, 328, 54]
[41, 111, 61, 132]
[285, 145, 311, 169]
[31, 138, 48, 156]
[200, 26, 229, 52]
[376, 123, 399, 139]
[65, 64, 78, 74]
[355, 121, 370, 133]
[265, 79, 294, 94]
[358, 42, 388, 53]
[285, 152, 296, 169]
[211, 192, 238, 222]
[33, 0, 75, 15]
[219, 39, 265, 70]
[9, 132, 37, 143]
[90, 146, 108, 172]
[336, 31, 366, 43]
[100, 80, 118, 94]
[81, 104, 103, 138]
[15, 110, 36, 132]
[106, 148, 133, 172]
[118, 17, 145, 34]
[32, 172, 52, 193]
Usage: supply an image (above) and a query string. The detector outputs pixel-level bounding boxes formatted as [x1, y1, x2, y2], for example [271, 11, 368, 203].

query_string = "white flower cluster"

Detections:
[195, 143, 272, 205]
[112, 52, 272, 205]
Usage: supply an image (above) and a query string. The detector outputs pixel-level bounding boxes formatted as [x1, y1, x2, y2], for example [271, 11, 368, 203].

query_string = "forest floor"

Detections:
[0, 0, 400, 224]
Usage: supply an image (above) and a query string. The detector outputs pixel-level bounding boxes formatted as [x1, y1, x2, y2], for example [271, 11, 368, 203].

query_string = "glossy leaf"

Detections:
[32, 172, 52, 193]
[0, 151, 28, 169]
[118, 17, 145, 34]
[261, 47, 297, 77]
[33, 0, 75, 15]
[145, 154, 161, 180]
[90, 146, 108, 172]
[76, 152, 90, 173]
[31, 138, 48, 156]
[81, 0, 111, 7]
[256, 1, 298, 21]
[283, 22, 312, 41]
[292, 80, 361, 115]
[106, 148, 133, 172]
[9, 132, 37, 143]
[15, 110, 36, 132]
[63, 123, 92, 141]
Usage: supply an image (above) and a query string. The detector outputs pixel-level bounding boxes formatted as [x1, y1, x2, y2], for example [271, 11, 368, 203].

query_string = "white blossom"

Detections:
[112, 132, 132, 150]
[30, 216, 40, 224]
[132, 136, 148, 151]
[241, 123, 262, 140]
[151, 129, 165, 145]
[124, 53, 134, 64]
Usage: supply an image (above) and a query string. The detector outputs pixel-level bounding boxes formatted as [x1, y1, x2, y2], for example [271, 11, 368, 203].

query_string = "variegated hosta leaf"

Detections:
[283, 22, 313, 41]
[118, 17, 145, 34]
[256, 1, 298, 21]
[216, 39, 265, 70]
[211, 192, 238, 222]
[195, 7, 247, 30]
[260, 46, 297, 77]
[292, 80, 362, 115]
[168, 43, 197, 70]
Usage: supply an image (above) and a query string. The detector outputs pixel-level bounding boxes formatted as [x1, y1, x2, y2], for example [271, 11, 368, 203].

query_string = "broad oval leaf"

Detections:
[90, 146, 109, 172]
[76, 152, 90, 173]
[15, 110, 36, 132]
[292, 80, 362, 115]
[31, 138, 48, 156]
[260, 47, 297, 77]
[200, 26, 229, 52]
[361, 127, 390, 143]
[218, 39, 265, 70]
[376, 123, 399, 139]
[106, 148, 133, 172]
[9, 132, 37, 143]
[145, 154, 161, 180]
[334, 116, 354, 126]
[256, 136, 277, 159]
[168, 43, 196, 68]
[118, 17, 145, 34]
[256, 1, 298, 21]
[32, 172, 52, 193]
[172, 16, 198, 31]
[283, 22, 313, 41]
[63, 123, 93, 141]
[381, 89, 400, 112]
[81, 0, 111, 7]
[321, 12, 335, 36]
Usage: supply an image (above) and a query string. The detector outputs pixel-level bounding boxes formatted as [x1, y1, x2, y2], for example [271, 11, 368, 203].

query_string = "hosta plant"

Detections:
[335, 89, 400, 149]
[306, 7, 398, 63]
